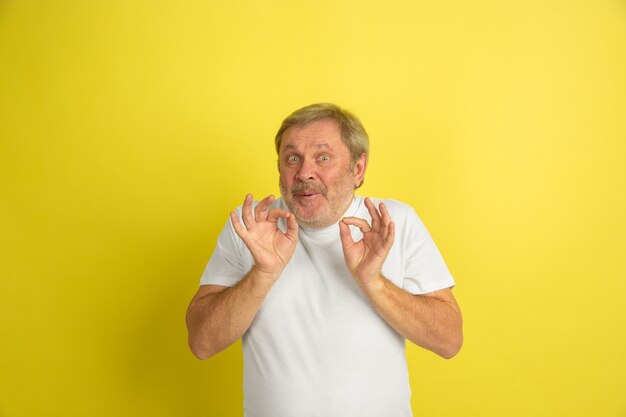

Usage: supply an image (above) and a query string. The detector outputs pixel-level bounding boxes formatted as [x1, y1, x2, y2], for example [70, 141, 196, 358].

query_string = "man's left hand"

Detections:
[339, 198, 395, 293]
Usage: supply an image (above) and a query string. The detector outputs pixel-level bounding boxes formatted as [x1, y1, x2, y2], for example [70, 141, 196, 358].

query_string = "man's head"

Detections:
[275, 103, 370, 171]
[275, 103, 369, 229]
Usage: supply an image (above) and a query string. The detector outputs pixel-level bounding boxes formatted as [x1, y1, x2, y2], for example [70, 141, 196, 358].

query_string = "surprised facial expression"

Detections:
[278, 119, 366, 229]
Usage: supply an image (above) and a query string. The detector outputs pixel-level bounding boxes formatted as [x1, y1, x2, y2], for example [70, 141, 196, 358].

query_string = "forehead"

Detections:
[280, 119, 347, 153]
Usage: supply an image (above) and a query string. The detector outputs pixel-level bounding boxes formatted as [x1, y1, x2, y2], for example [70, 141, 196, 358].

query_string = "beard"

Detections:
[280, 172, 356, 229]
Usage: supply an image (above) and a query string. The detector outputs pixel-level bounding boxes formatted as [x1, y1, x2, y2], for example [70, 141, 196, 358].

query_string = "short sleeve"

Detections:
[199, 212, 253, 287]
[401, 207, 455, 295]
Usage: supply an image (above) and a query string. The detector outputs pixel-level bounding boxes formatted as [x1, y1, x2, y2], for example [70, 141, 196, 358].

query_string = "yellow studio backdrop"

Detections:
[1, 1, 625, 416]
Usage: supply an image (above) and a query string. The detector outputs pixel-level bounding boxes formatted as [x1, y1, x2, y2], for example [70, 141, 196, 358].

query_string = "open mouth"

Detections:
[291, 182, 326, 200]
[296, 192, 321, 198]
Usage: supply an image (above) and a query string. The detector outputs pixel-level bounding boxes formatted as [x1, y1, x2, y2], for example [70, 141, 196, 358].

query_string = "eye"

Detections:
[319, 155, 330, 162]
[287, 155, 299, 163]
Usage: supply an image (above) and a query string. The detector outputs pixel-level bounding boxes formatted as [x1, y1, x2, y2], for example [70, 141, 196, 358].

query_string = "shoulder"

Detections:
[358, 196, 416, 217]
[373, 197, 413, 212]
[354, 196, 425, 232]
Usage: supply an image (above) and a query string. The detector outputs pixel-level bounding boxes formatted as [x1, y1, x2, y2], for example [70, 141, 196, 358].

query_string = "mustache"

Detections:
[291, 182, 327, 196]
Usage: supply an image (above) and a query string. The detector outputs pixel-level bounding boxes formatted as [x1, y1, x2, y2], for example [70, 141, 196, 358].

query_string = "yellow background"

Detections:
[1, 1, 625, 416]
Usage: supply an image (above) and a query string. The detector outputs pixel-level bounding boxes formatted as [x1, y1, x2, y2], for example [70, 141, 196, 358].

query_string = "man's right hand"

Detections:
[187, 194, 297, 360]
[230, 194, 298, 280]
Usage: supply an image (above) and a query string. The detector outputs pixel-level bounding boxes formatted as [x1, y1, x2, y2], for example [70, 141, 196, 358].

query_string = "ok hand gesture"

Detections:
[230, 194, 299, 280]
[339, 198, 395, 293]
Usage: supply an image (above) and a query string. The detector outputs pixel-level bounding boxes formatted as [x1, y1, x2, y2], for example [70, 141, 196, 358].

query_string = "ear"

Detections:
[352, 153, 368, 188]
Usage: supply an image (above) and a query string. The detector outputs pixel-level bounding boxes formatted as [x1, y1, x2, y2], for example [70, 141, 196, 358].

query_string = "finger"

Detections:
[254, 194, 275, 222]
[285, 212, 299, 242]
[241, 194, 255, 229]
[338, 219, 355, 249]
[379, 202, 392, 226]
[379, 202, 392, 239]
[341, 217, 372, 235]
[230, 211, 247, 240]
[266, 207, 292, 224]
[384, 221, 395, 249]
[364, 197, 381, 232]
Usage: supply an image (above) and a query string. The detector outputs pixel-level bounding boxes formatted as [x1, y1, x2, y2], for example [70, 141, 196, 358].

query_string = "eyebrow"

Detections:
[283, 143, 331, 151]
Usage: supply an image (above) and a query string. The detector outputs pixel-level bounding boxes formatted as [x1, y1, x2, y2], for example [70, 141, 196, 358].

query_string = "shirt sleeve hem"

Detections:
[403, 278, 456, 295]
[199, 276, 239, 287]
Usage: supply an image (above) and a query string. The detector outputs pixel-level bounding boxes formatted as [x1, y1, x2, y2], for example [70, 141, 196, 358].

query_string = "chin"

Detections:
[292, 206, 333, 228]
[294, 212, 327, 228]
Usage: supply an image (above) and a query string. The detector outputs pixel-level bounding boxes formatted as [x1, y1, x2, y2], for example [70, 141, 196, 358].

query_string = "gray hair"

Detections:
[274, 103, 369, 169]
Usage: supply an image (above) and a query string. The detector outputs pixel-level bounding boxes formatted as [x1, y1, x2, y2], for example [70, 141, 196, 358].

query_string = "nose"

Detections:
[296, 157, 316, 182]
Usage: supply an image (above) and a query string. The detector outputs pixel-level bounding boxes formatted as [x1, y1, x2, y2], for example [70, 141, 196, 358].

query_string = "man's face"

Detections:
[278, 118, 366, 228]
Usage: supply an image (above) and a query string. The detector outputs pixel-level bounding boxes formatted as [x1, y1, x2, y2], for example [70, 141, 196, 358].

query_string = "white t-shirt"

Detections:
[200, 196, 455, 417]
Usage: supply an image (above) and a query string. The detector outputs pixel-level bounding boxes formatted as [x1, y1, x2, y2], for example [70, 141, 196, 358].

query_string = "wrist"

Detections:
[250, 264, 283, 283]
[358, 274, 386, 298]
[241, 266, 281, 299]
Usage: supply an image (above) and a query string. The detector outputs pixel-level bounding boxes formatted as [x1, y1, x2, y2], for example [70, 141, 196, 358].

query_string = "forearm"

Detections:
[186, 267, 277, 360]
[363, 277, 463, 359]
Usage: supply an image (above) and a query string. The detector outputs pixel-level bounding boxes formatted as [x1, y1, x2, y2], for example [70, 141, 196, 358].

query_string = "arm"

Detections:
[186, 194, 298, 360]
[339, 198, 463, 359]
[363, 280, 462, 359]
[186, 268, 277, 360]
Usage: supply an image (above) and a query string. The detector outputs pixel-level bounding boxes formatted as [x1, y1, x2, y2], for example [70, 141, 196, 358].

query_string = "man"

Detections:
[186, 103, 462, 417]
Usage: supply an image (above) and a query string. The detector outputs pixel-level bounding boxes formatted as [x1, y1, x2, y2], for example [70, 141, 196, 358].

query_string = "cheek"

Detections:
[279, 171, 293, 188]
[323, 170, 344, 185]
